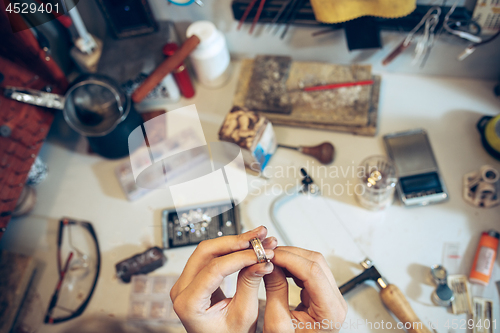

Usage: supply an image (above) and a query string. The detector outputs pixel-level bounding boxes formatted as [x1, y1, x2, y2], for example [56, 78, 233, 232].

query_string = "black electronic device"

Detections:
[162, 202, 242, 249]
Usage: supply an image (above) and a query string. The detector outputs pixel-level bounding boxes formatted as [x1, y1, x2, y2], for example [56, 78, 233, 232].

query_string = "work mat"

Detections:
[0, 251, 35, 333]
[234, 59, 380, 136]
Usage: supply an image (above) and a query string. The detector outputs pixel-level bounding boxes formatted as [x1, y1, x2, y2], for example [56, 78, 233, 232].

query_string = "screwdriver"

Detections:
[278, 142, 335, 164]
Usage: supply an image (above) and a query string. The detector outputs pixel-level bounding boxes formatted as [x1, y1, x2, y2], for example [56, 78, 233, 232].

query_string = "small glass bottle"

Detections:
[355, 155, 398, 210]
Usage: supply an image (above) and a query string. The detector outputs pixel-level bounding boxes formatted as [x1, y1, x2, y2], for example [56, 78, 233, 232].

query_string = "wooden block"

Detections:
[284, 62, 373, 126]
[234, 58, 380, 136]
[269, 76, 381, 136]
[0, 251, 36, 333]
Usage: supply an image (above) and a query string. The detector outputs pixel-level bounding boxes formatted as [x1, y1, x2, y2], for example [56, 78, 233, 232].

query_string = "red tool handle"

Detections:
[382, 39, 411, 66]
[249, 0, 266, 34]
[303, 80, 374, 92]
[131, 35, 200, 104]
[237, 0, 259, 30]
[163, 43, 196, 98]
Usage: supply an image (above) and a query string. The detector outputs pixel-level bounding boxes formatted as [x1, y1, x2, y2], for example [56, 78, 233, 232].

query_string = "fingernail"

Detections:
[262, 225, 267, 230]
[265, 249, 274, 259]
[256, 262, 274, 275]
[262, 237, 277, 248]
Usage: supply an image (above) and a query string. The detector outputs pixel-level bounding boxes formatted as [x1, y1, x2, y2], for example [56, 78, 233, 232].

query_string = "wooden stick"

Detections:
[131, 35, 200, 104]
[380, 284, 432, 333]
[249, 0, 266, 34]
[237, 0, 259, 30]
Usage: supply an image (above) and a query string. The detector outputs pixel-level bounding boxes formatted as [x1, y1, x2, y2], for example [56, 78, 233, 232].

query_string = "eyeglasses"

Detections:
[44, 218, 101, 324]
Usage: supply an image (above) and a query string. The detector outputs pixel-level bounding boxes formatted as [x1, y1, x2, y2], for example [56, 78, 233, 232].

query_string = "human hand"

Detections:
[170, 226, 278, 333]
[263, 247, 347, 332]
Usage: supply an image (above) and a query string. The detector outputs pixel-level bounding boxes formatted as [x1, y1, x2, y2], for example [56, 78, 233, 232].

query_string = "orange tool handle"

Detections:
[380, 284, 432, 333]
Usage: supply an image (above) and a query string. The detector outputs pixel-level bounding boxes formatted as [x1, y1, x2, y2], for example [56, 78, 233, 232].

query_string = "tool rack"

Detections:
[231, 1, 472, 32]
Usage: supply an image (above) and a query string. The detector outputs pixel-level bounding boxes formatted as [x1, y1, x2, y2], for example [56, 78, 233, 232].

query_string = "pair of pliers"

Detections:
[237, 0, 267, 34]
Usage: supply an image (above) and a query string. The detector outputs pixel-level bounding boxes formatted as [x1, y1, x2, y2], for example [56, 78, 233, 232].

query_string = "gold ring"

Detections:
[250, 238, 269, 263]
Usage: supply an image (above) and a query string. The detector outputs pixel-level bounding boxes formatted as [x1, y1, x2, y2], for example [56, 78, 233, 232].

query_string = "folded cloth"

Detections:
[310, 0, 417, 24]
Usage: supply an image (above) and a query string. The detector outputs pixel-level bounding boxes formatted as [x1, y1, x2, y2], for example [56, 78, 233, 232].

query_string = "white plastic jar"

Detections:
[186, 21, 231, 88]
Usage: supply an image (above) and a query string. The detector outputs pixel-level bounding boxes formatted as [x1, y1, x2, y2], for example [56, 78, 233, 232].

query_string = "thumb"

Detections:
[232, 261, 274, 312]
[231, 238, 277, 314]
[263, 266, 293, 333]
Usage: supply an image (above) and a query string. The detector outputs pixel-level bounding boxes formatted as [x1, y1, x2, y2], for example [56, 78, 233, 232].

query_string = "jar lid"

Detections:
[430, 264, 448, 285]
[186, 21, 217, 47]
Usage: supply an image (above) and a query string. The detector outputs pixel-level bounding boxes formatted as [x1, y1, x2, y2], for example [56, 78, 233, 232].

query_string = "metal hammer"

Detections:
[339, 259, 432, 333]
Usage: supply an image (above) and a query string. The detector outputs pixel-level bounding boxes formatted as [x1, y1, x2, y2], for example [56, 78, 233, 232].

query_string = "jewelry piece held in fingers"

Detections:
[250, 237, 269, 263]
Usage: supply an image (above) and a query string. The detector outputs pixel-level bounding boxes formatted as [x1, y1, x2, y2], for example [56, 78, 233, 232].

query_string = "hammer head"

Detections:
[338, 258, 389, 295]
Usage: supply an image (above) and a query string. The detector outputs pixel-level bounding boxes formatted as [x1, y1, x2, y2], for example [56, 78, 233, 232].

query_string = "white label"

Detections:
[476, 247, 495, 275]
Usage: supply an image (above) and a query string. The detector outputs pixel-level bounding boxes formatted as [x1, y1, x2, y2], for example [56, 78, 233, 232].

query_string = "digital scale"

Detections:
[383, 129, 449, 206]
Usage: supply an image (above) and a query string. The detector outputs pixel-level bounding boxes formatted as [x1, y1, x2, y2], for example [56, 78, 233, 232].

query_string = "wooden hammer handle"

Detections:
[131, 35, 200, 104]
[379, 284, 432, 333]
[300, 142, 335, 165]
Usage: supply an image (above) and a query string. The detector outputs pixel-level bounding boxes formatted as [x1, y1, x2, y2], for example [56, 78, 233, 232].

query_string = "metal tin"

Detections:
[432, 284, 454, 307]
[430, 264, 454, 307]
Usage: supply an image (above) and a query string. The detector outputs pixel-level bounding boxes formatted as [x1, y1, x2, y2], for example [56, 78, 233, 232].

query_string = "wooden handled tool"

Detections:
[131, 35, 200, 104]
[380, 284, 431, 333]
[339, 259, 432, 333]
[278, 142, 335, 164]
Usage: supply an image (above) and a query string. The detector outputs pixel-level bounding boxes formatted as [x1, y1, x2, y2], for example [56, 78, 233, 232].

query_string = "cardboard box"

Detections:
[218, 106, 276, 172]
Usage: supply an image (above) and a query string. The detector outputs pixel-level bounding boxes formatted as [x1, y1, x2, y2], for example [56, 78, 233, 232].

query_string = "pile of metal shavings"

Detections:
[245, 55, 293, 114]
